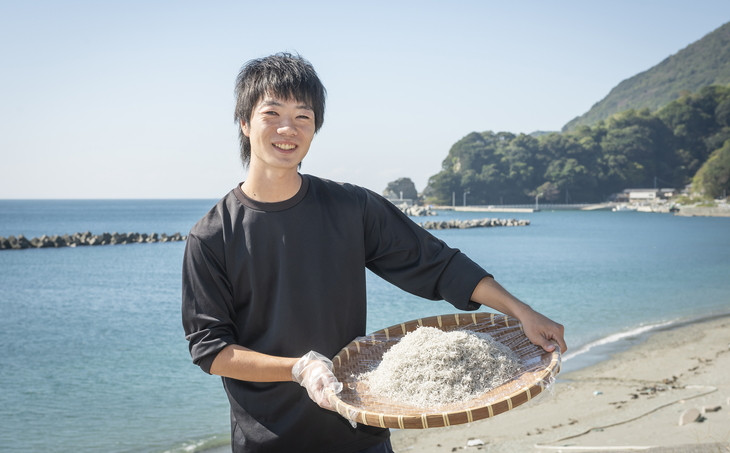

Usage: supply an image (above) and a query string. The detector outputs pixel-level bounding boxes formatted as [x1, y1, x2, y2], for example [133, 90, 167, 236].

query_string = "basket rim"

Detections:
[327, 311, 561, 429]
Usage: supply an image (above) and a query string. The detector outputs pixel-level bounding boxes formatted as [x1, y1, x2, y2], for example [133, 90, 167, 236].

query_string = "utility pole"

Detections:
[463, 190, 470, 207]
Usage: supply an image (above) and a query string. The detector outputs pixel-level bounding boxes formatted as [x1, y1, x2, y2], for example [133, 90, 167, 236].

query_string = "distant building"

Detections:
[628, 189, 659, 201]
[659, 188, 678, 199]
[621, 188, 677, 202]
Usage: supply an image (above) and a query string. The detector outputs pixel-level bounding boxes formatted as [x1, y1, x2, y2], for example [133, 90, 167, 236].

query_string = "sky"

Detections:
[1, 1, 729, 199]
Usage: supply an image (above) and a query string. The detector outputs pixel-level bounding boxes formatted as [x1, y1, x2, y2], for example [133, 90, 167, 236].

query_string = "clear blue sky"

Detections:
[1, 1, 729, 198]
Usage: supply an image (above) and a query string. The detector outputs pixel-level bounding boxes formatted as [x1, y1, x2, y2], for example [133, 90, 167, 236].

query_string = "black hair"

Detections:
[233, 52, 327, 166]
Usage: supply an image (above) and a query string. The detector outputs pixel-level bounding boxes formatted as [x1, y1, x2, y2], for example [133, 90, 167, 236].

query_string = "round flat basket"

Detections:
[327, 312, 561, 429]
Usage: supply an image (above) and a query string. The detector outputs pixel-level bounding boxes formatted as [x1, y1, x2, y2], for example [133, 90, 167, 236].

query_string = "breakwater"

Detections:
[0, 218, 528, 250]
[400, 205, 438, 216]
[0, 231, 187, 250]
[419, 218, 529, 229]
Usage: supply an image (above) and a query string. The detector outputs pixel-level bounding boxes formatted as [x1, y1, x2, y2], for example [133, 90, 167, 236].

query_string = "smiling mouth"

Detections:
[273, 143, 296, 151]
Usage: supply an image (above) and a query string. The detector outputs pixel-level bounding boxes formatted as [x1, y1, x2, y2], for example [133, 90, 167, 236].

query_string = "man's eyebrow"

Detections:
[260, 99, 313, 110]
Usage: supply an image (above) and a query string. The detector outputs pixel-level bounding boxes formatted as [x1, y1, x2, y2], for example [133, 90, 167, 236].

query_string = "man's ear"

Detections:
[240, 120, 250, 137]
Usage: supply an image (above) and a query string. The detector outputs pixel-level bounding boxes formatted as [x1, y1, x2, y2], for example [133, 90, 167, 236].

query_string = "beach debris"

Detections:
[466, 438, 485, 447]
[678, 408, 702, 426]
[592, 390, 603, 396]
[701, 405, 722, 414]
[635, 384, 668, 398]
[609, 400, 627, 409]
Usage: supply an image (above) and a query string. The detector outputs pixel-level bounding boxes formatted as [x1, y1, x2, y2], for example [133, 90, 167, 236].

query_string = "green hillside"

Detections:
[563, 21, 730, 132]
[423, 85, 730, 205]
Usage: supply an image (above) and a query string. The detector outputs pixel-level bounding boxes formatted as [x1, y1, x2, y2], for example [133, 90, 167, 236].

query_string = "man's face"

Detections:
[242, 95, 316, 172]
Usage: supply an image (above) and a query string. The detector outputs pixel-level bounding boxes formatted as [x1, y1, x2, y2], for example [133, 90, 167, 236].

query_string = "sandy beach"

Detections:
[391, 315, 730, 452]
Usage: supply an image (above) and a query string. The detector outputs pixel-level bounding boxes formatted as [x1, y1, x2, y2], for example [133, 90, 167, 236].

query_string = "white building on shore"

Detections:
[616, 188, 678, 203]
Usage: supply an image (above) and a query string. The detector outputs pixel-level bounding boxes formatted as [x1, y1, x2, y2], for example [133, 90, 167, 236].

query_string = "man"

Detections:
[182, 52, 566, 453]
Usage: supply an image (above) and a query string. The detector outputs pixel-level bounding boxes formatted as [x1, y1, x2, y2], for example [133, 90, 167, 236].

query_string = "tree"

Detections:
[424, 171, 460, 205]
[693, 140, 730, 198]
[501, 134, 540, 200]
[531, 181, 560, 202]
[598, 109, 672, 192]
[657, 88, 725, 176]
[544, 158, 593, 202]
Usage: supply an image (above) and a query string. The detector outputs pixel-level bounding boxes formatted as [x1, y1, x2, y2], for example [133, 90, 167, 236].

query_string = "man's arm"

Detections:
[209, 344, 299, 382]
[210, 345, 342, 411]
[470, 276, 567, 353]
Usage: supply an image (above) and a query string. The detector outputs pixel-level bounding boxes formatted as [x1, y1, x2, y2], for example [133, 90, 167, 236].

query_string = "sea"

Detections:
[1, 198, 729, 453]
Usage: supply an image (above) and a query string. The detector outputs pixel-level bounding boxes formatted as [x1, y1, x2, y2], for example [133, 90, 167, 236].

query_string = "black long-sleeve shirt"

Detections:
[182, 174, 490, 453]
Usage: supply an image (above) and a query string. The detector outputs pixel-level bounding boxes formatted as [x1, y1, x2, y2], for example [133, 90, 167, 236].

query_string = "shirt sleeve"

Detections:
[181, 232, 237, 374]
[360, 189, 491, 311]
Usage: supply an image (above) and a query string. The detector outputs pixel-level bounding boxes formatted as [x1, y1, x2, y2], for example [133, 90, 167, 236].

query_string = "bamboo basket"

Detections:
[327, 311, 561, 429]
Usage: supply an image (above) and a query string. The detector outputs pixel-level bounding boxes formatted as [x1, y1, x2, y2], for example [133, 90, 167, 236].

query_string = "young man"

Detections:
[182, 53, 566, 453]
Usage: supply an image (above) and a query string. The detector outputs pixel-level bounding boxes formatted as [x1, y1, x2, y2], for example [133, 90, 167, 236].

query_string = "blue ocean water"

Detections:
[1, 199, 729, 453]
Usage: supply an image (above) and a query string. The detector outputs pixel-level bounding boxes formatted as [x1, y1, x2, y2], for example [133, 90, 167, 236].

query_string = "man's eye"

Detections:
[264, 110, 278, 116]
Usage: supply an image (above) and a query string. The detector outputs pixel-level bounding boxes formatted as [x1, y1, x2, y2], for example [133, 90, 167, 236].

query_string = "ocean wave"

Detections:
[562, 311, 730, 366]
[562, 319, 675, 363]
[162, 434, 229, 453]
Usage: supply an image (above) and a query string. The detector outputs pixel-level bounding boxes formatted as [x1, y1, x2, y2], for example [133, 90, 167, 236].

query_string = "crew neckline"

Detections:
[233, 174, 310, 212]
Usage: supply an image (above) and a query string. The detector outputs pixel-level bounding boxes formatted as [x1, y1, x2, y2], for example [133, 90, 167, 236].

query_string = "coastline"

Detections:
[429, 201, 730, 217]
[391, 314, 730, 452]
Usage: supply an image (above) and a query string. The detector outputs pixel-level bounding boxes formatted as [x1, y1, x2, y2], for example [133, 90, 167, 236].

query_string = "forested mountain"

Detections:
[563, 21, 730, 132]
[424, 85, 730, 205]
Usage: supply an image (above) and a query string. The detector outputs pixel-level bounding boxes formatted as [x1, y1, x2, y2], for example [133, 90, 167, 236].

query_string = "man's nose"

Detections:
[277, 118, 298, 136]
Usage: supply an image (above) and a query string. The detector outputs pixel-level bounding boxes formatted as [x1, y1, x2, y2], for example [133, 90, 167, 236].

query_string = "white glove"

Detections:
[292, 351, 343, 411]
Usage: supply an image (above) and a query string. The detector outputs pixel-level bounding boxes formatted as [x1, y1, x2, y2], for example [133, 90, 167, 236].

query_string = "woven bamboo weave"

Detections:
[327, 312, 561, 429]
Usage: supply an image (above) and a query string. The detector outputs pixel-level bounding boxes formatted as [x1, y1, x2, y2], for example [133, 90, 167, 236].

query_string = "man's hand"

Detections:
[292, 351, 343, 410]
[471, 276, 567, 353]
[517, 307, 567, 354]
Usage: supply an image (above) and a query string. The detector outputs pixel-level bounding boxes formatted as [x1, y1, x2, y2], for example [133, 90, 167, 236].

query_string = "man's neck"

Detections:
[241, 168, 302, 203]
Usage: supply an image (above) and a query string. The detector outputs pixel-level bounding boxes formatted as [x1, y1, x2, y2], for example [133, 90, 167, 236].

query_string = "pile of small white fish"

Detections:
[362, 326, 522, 408]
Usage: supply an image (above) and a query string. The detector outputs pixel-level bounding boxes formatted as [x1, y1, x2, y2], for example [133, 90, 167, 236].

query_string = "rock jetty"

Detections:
[399, 205, 437, 216]
[0, 219, 527, 249]
[0, 231, 187, 250]
[419, 218, 529, 230]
